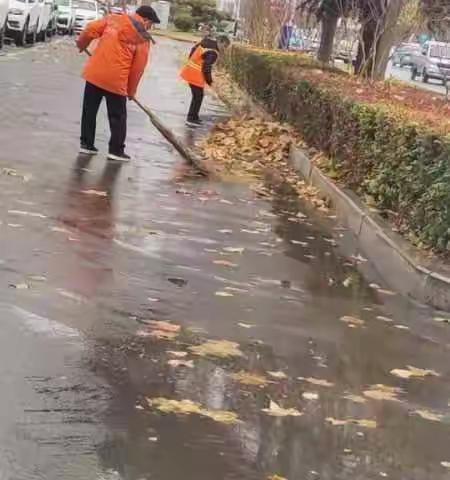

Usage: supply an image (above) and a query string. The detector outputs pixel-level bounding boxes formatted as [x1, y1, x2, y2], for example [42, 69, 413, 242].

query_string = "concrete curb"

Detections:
[289, 145, 450, 311]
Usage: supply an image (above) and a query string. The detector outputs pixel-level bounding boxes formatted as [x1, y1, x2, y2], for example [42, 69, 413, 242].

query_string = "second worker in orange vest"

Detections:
[180, 35, 230, 127]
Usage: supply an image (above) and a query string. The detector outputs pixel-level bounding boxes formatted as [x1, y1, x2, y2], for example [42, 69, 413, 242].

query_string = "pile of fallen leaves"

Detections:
[198, 115, 329, 212]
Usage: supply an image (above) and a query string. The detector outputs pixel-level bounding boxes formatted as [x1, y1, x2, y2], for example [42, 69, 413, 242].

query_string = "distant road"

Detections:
[386, 64, 447, 96]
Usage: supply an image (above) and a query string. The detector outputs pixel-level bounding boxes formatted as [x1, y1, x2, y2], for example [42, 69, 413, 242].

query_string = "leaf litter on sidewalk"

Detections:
[262, 400, 303, 417]
[390, 365, 440, 380]
[232, 371, 269, 386]
[189, 339, 243, 358]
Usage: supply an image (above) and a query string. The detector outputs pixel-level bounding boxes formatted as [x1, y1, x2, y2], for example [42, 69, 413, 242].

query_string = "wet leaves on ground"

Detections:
[213, 259, 238, 268]
[363, 384, 403, 402]
[390, 365, 440, 380]
[167, 359, 194, 368]
[343, 394, 367, 404]
[340, 316, 365, 328]
[268, 371, 288, 380]
[231, 370, 268, 386]
[326, 417, 377, 428]
[167, 351, 188, 358]
[189, 339, 243, 358]
[298, 377, 334, 388]
[262, 400, 303, 417]
[413, 409, 444, 422]
[147, 397, 240, 424]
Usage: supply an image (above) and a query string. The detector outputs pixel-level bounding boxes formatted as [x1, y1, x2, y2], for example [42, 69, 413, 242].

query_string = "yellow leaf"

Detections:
[167, 351, 188, 358]
[414, 410, 443, 422]
[167, 359, 194, 368]
[262, 400, 303, 417]
[213, 260, 238, 268]
[268, 475, 287, 480]
[390, 366, 440, 379]
[298, 377, 334, 388]
[340, 316, 365, 327]
[302, 392, 319, 400]
[363, 384, 402, 402]
[147, 321, 181, 333]
[189, 340, 243, 358]
[268, 371, 288, 380]
[232, 371, 268, 386]
[343, 394, 367, 404]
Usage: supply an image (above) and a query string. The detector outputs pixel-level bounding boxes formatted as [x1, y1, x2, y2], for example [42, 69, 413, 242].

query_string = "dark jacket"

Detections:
[189, 38, 219, 86]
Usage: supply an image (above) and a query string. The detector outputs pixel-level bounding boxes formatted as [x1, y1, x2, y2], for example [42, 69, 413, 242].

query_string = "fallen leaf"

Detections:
[149, 330, 178, 341]
[290, 240, 309, 247]
[298, 377, 334, 388]
[147, 397, 239, 424]
[433, 317, 450, 324]
[377, 316, 393, 323]
[268, 475, 287, 480]
[344, 394, 367, 404]
[441, 461, 450, 469]
[218, 229, 233, 234]
[9, 283, 29, 290]
[213, 260, 238, 268]
[238, 322, 255, 329]
[377, 289, 396, 296]
[340, 316, 365, 327]
[167, 351, 188, 358]
[394, 324, 410, 330]
[326, 417, 377, 428]
[215, 291, 234, 297]
[262, 400, 302, 417]
[81, 189, 107, 197]
[147, 321, 181, 333]
[413, 410, 443, 422]
[167, 359, 194, 368]
[326, 417, 348, 426]
[225, 286, 249, 293]
[268, 371, 288, 380]
[8, 210, 47, 219]
[190, 340, 243, 358]
[223, 247, 245, 254]
[148, 436, 158, 442]
[342, 277, 353, 288]
[363, 384, 402, 402]
[168, 277, 187, 287]
[390, 366, 440, 379]
[232, 371, 268, 386]
[302, 392, 319, 400]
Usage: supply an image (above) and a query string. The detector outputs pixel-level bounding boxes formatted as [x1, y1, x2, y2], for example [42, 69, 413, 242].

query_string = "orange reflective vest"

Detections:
[180, 45, 218, 88]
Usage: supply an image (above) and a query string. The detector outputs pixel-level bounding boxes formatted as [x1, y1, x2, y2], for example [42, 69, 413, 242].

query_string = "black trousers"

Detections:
[81, 82, 127, 155]
[187, 84, 204, 120]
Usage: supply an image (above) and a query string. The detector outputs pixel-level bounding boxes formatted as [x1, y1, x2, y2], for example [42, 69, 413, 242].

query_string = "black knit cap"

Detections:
[136, 5, 160, 23]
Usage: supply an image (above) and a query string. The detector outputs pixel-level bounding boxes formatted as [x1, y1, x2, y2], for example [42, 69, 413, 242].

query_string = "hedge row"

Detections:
[222, 45, 450, 253]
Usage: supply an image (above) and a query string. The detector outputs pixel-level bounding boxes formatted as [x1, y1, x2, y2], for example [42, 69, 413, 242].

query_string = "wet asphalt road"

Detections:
[0, 38, 450, 480]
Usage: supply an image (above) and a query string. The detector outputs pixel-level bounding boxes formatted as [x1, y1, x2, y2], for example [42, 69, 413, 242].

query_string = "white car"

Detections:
[0, 0, 9, 49]
[36, 0, 55, 40]
[7, 0, 41, 46]
[55, 0, 75, 34]
[73, 0, 99, 34]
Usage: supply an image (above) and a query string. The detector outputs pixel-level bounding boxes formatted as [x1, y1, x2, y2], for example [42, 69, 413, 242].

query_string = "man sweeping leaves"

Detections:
[77, 6, 160, 161]
[180, 35, 230, 127]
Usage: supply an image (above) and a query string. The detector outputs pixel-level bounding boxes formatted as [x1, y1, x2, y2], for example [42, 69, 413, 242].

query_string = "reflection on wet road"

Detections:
[0, 38, 449, 480]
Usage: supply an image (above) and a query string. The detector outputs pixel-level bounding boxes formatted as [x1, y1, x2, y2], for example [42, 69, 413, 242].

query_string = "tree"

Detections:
[420, 0, 450, 40]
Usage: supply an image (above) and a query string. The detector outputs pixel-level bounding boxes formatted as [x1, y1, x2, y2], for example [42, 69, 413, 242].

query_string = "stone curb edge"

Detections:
[289, 145, 450, 311]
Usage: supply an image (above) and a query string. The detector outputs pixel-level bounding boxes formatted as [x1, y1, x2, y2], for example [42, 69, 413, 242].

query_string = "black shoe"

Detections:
[186, 118, 203, 127]
[107, 151, 131, 162]
[79, 144, 98, 155]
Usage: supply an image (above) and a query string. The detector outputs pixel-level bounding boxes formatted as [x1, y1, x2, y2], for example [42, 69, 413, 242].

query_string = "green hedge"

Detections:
[222, 45, 450, 253]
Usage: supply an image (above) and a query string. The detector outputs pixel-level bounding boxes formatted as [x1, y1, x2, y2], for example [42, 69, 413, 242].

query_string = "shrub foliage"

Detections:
[223, 45, 450, 253]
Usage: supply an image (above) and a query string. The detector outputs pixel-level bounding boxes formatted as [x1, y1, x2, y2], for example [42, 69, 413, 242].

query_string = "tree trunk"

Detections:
[372, 0, 405, 80]
[317, 13, 339, 63]
[354, 19, 377, 75]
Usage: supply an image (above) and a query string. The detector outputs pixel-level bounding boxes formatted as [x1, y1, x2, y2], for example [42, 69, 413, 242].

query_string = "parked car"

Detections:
[411, 41, 450, 84]
[392, 42, 421, 67]
[7, 0, 41, 46]
[73, 0, 99, 34]
[0, 0, 9, 48]
[55, 0, 74, 34]
[37, 0, 56, 40]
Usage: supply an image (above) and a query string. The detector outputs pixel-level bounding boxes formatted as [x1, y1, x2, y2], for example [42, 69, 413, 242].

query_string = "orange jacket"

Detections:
[77, 13, 151, 97]
[180, 43, 218, 88]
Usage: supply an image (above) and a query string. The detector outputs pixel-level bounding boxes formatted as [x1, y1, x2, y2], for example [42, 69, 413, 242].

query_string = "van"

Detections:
[411, 41, 450, 84]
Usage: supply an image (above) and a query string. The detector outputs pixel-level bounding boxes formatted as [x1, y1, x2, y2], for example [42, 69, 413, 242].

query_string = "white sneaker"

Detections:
[107, 152, 131, 162]
[79, 145, 99, 155]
